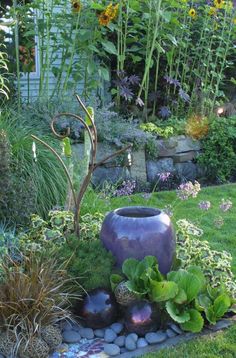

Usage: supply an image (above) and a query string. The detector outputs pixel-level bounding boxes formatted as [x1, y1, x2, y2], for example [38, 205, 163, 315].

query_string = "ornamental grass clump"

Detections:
[0, 253, 81, 356]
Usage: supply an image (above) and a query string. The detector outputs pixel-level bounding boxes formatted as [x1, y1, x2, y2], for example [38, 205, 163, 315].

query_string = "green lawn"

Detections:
[82, 183, 236, 357]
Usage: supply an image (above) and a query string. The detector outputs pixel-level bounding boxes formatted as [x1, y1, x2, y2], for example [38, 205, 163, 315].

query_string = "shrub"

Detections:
[197, 115, 236, 182]
[58, 234, 115, 292]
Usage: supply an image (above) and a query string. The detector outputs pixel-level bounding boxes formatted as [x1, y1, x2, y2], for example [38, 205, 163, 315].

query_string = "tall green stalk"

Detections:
[137, 0, 162, 109]
[13, 0, 21, 110]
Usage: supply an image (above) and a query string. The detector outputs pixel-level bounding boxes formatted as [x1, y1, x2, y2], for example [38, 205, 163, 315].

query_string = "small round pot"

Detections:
[100, 206, 175, 274]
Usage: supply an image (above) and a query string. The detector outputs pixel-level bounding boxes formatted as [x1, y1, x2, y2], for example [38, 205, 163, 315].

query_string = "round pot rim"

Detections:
[113, 206, 162, 219]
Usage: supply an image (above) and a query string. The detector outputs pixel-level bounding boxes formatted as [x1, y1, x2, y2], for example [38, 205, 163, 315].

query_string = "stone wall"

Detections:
[73, 136, 202, 187]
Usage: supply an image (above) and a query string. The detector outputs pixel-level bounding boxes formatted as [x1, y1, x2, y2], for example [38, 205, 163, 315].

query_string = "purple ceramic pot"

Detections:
[100, 206, 175, 274]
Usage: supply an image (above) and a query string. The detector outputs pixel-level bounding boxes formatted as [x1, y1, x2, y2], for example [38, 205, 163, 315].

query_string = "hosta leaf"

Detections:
[187, 266, 206, 290]
[151, 281, 179, 302]
[166, 301, 190, 323]
[213, 294, 231, 318]
[180, 309, 204, 333]
[126, 280, 147, 296]
[206, 306, 217, 324]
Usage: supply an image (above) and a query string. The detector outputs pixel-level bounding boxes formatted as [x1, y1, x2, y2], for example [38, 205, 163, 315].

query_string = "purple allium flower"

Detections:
[129, 75, 140, 85]
[157, 172, 171, 182]
[176, 181, 201, 200]
[164, 75, 181, 88]
[158, 106, 171, 119]
[114, 180, 136, 197]
[178, 88, 190, 102]
[136, 97, 144, 107]
[198, 200, 211, 211]
[219, 199, 232, 212]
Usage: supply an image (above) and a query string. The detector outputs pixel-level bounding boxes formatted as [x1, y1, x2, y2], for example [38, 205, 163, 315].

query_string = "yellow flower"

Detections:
[189, 8, 196, 18]
[98, 11, 111, 26]
[71, 0, 82, 13]
[105, 3, 119, 20]
[209, 7, 217, 16]
[214, 0, 225, 9]
[233, 17, 236, 25]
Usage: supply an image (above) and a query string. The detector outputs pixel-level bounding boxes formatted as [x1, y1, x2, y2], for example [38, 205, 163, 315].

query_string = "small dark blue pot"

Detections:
[100, 206, 175, 275]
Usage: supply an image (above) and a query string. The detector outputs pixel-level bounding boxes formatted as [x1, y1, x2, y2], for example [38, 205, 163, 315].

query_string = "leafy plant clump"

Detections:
[111, 256, 235, 333]
[198, 115, 236, 182]
[176, 219, 236, 298]
[0, 252, 80, 355]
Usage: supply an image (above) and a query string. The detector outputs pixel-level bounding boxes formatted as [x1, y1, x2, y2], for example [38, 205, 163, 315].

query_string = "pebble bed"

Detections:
[49, 320, 184, 358]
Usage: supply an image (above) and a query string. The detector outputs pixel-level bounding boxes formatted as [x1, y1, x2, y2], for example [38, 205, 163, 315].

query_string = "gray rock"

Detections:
[175, 135, 201, 153]
[0, 355, 5, 358]
[114, 335, 125, 347]
[79, 328, 94, 340]
[62, 330, 81, 343]
[103, 343, 120, 356]
[92, 167, 130, 187]
[94, 329, 105, 338]
[137, 337, 148, 348]
[173, 151, 196, 163]
[170, 324, 183, 335]
[110, 322, 124, 334]
[175, 162, 197, 181]
[127, 333, 138, 342]
[209, 319, 230, 331]
[166, 329, 177, 338]
[145, 331, 167, 344]
[120, 347, 128, 353]
[104, 328, 117, 343]
[125, 335, 137, 351]
[146, 158, 175, 183]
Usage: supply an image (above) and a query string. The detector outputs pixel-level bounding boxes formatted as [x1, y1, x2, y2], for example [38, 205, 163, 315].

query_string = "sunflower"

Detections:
[189, 8, 196, 18]
[214, 0, 225, 9]
[71, 0, 82, 13]
[209, 7, 217, 16]
[98, 11, 111, 26]
[105, 3, 119, 20]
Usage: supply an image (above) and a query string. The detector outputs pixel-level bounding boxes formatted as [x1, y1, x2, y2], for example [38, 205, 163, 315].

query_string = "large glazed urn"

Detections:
[100, 206, 175, 274]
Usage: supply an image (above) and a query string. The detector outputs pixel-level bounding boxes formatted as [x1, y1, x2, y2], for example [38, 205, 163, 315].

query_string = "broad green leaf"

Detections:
[206, 306, 217, 324]
[90, 2, 104, 10]
[187, 266, 206, 291]
[180, 309, 204, 333]
[85, 107, 94, 126]
[196, 294, 212, 311]
[122, 258, 139, 281]
[174, 288, 187, 304]
[110, 274, 123, 291]
[151, 281, 179, 302]
[167, 269, 202, 303]
[126, 280, 147, 296]
[166, 301, 190, 323]
[213, 294, 231, 318]
[102, 41, 117, 55]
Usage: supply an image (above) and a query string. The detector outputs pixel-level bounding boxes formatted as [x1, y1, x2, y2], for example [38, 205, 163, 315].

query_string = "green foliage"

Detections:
[58, 234, 115, 292]
[0, 108, 67, 225]
[114, 255, 234, 333]
[140, 123, 174, 138]
[176, 219, 236, 298]
[0, 46, 9, 101]
[198, 116, 236, 182]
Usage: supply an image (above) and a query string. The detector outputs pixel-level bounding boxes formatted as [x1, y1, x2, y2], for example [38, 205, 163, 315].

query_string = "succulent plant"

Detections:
[41, 325, 62, 351]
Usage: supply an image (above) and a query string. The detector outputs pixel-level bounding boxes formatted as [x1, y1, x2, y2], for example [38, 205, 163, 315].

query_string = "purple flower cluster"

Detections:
[114, 71, 140, 101]
[219, 199, 232, 212]
[157, 172, 171, 182]
[198, 200, 211, 211]
[176, 181, 201, 200]
[114, 180, 136, 197]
